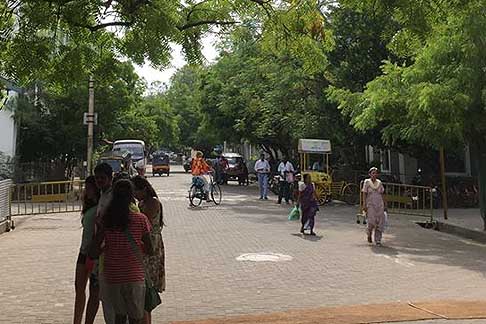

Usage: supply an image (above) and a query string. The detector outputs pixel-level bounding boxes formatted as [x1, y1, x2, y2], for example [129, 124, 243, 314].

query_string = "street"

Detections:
[1, 166, 486, 323]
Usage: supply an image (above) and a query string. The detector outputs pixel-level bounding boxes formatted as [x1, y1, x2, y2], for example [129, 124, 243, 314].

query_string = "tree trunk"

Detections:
[478, 144, 486, 230]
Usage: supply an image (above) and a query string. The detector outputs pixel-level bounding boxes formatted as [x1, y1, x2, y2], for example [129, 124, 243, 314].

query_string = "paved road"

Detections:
[1, 166, 486, 323]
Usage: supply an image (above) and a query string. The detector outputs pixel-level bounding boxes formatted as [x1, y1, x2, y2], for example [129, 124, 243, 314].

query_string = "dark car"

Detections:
[222, 153, 249, 185]
[152, 153, 170, 176]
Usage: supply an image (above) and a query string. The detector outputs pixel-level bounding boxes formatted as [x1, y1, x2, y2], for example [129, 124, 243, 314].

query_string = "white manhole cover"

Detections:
[236, 252, 293, 262]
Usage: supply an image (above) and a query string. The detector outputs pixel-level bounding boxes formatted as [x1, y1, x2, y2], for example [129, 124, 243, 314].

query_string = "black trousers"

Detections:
[278, 181, 291, 203]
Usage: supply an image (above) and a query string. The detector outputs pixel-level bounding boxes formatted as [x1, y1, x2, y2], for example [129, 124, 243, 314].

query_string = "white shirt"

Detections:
[254, 159, 270, 173]
[278, 161, 295, 182]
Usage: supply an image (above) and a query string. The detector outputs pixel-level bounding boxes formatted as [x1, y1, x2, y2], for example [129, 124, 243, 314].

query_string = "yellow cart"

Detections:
[299, 139, 332, 205]
[298, 139, 359, 205]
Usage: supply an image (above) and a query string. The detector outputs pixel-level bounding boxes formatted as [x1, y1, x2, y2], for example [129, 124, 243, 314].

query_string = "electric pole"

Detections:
[87, 76, 95, 175]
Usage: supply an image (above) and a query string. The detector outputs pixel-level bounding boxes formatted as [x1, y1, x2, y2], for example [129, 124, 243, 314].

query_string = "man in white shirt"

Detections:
[277, 157, 295, 204]
[254, 153, 271, 200]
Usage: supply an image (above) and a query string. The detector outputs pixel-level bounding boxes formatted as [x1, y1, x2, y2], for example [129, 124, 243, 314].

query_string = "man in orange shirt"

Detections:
[191, 151, 212, 201]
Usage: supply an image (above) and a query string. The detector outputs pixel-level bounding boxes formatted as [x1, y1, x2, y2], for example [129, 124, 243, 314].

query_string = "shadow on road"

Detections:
[290, 233, 323, 242]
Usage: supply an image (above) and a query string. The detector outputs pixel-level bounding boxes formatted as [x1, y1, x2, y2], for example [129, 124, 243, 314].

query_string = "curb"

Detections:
[435, 221, 486, 244]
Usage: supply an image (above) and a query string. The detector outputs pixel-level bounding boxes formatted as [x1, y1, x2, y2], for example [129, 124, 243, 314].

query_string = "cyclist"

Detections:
[191, 151, 212, 202]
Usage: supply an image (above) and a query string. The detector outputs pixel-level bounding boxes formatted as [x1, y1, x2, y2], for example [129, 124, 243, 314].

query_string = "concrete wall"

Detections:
[0, 92, 17, 158]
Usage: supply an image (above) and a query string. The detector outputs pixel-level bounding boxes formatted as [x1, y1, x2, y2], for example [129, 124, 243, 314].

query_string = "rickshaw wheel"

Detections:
[315, 185, 328, 206]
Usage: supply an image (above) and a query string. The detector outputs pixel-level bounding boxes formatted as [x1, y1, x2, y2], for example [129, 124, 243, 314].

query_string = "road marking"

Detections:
[236, 252, 293, 262]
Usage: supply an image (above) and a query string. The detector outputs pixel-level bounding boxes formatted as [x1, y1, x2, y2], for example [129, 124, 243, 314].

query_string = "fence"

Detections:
[10, 180, 84, 216]
[0, 179, 12, 225]
[359, 181, 434, 222]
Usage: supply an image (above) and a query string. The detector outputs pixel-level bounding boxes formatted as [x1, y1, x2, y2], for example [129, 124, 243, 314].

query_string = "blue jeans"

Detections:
[257, 173, 269, 198]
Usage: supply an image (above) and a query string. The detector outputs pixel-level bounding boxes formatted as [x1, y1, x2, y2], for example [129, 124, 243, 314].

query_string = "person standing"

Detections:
[277, 157, 295, 204]
[73, 176, 100, 324]
[362, 167, 387, 246]
[254, 154, 271, 200]
[93, 163, 118, 324]
[298, 174, 319, 235]
[131, 176, 166, 324]
[91, 180, 153, 324]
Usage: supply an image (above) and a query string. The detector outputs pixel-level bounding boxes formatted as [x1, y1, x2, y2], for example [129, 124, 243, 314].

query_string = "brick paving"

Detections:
[1, 166, 486, 323]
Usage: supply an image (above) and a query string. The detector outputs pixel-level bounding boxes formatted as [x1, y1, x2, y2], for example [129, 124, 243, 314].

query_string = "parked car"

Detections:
[222, 153, 249, 185]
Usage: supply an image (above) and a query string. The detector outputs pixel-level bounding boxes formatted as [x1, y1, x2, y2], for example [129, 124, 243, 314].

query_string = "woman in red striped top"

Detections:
[94, 179, 153, 324]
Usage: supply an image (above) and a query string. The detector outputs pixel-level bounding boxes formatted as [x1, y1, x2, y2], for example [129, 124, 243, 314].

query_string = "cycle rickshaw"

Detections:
[299, 139, 360, 205]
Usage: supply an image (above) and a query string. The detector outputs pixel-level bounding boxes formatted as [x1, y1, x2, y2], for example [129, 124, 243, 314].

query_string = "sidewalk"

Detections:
[432, 208, 486, 243]
[171, 300, 486, 324]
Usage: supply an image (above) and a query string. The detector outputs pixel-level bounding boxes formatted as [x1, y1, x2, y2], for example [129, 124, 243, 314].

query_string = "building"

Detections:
[0, 76, 21, 160]
[365, 145, 477, 185]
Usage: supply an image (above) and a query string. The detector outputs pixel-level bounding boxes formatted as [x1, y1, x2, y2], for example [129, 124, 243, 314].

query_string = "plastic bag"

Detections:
[288, 206, 300, 221]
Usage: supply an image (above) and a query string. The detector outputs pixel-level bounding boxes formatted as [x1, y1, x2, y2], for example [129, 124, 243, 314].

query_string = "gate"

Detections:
[10, 180, 84, 216]
[0, 179, 12, 231]
[359, 181, 434, 222]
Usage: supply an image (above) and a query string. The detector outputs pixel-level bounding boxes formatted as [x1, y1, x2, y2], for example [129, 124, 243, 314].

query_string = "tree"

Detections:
[0, 0, 274, 84]
[198, 25, 364, 165]
[330, 0, 486, 227]
[164, 65, 209, 150]
[15, 59, 145, 165]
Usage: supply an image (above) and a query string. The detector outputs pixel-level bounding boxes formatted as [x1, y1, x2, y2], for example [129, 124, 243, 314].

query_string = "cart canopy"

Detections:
[298, 139, 331, 154]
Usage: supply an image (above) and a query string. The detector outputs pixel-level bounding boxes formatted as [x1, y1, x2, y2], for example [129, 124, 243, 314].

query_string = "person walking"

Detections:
[298, 174, 319, 236]
[362, 167, 387, 246]
[73, 176, 100, 324]
[131, 176, 165, 324]
[277, 157, 295, 204]
[91, 180, 153, 324]
[254, 153, 270, 200]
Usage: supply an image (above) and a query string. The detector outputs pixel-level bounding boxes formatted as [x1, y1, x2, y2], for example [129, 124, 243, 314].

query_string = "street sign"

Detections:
[298, 139, 332, 153]
[83, 112, 98, 125]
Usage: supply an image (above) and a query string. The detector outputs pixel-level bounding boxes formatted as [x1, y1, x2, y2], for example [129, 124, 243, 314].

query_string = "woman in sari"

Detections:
[132, 176, 165, 324]
[298, 174, 319, 236]
[362, 167, 387, 246]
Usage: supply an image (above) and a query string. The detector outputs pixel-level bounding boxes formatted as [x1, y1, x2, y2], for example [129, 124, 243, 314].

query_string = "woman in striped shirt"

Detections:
[92, 179, 153, 324]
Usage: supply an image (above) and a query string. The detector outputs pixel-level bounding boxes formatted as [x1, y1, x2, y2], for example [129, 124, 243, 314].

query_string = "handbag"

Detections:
[124, 228, 162, 312]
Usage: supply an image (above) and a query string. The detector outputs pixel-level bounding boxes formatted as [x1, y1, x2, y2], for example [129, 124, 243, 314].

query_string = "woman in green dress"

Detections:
[73, 176, 100, 324]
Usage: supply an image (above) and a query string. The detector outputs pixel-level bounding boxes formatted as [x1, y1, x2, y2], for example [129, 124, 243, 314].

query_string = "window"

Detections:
[381, 149, 391, 173]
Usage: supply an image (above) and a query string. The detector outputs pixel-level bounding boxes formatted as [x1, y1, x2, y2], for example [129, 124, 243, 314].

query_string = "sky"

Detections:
[133, 35, 219, 86]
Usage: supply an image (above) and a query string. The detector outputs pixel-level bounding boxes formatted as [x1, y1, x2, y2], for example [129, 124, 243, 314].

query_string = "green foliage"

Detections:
[330, 0, 486, 149]
[0, 0, 272, 83]
[164, 65, 207, 149]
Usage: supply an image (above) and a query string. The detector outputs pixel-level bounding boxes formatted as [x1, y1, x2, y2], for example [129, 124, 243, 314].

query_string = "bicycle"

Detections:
[188, 173, 222, 207]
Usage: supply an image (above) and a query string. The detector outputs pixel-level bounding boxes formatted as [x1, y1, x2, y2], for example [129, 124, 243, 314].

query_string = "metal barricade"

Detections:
[10, 180, 84, 216]
[0, 179, 12, 224]
[359, 181, 433, 222]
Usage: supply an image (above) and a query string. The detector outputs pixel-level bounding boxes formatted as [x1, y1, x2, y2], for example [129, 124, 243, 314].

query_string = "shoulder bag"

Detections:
[124, 228, 162, 312]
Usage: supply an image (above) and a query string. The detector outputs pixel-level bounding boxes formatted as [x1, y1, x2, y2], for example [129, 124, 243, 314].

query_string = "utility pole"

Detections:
[87, 76, 95, 175]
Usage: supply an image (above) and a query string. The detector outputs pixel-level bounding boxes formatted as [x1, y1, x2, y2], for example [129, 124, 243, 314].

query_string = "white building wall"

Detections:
[0, 92, 17, 158]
